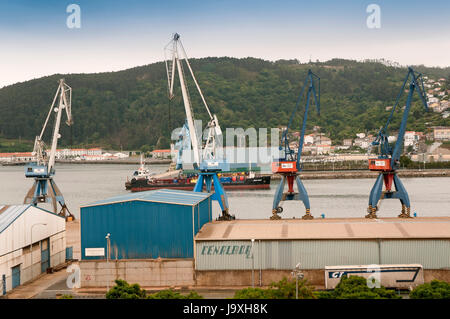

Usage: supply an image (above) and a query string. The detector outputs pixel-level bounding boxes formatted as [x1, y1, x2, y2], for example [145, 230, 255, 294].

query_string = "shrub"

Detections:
[409, 280, 450, 299]
[233, 287, 272, 299]
[147, 289, 203, 299]
[233, 277, 315, 299]
[316, 275, 401, 299]
[106, 279, 147, 299]
[106, 280, 204, 299]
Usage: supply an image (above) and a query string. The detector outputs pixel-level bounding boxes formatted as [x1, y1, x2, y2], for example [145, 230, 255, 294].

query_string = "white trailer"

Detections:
[325, 264, 424, 290]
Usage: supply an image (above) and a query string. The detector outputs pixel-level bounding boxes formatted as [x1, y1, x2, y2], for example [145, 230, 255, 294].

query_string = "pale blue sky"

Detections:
[0, 0, 449, 87]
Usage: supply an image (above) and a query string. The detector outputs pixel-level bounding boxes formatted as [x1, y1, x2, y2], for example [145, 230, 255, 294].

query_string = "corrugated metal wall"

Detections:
[81, 199, 211, 260]
[195, 239, 450, 270]
[380, 240, 450, 269]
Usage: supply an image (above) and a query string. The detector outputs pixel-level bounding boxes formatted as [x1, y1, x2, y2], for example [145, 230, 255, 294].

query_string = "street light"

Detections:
[291, 263, 304, 299]
[30, 223, 47, 280]
[251, 239, 255, 288]
[105, 233, 111, 291]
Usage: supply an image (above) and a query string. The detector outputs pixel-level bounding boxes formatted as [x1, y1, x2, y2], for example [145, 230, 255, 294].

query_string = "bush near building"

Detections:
[147, 289, 203, 299]
[315, 275, 401, 299]
[409, 280, 450, 299]
[106, 279, 148, 299]
[233, 277, 316, 299]
[105, 279, 203, 299]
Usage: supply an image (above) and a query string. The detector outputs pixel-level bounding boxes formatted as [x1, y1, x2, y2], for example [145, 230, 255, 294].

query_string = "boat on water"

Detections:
[125, 158, 271, 191]
[128, 171, 271, 192]
[125, 155, 155, 190]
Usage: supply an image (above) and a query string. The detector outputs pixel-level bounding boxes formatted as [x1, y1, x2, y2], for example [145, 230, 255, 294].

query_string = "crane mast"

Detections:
[165, 33, 223, 168]
[271, 70, 320, 220]
[24, 79, 74, 219]
[367, 67, 428, 218]
[164, 33, 232, 220]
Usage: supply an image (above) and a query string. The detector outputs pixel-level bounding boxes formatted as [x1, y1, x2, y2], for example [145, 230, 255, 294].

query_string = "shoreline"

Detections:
[265, 169, 450, 180]
[2, 160, 449, 180]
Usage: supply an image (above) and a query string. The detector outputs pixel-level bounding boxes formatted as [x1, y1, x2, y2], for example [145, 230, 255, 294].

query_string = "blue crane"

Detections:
[24, 79, 74, 219]
[367, 67, 428, 218]
[271, 70, 320, 220]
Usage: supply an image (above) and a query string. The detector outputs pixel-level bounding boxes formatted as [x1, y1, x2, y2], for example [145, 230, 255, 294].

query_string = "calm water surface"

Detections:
[0, 163, 449, 220]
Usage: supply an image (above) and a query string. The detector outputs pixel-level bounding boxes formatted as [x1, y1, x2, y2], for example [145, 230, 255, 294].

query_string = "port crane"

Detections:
[367, 67, 428, 218]
[271, 70, 320, 220]
[164, 33, 233, 220]
[24, 79, 74, 219]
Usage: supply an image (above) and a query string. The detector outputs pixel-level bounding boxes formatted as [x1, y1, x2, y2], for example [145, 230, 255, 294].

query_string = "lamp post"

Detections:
[30, 223, 47, 280]
[291, 263, 304, 299]
[105, 233, 111, 292]
[251, 239, 255, 288]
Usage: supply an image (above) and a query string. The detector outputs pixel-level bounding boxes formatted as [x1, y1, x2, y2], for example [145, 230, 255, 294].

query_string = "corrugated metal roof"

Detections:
[0, 204, 30, 234]
[195, 217, 450, 241]
[81, 189, 212, 208]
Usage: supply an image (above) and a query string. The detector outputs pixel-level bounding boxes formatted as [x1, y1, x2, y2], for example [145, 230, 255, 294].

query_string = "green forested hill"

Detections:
[0, 58, 449, 150]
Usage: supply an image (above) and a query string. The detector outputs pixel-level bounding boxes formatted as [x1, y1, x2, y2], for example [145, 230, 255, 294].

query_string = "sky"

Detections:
[0, 0, 449, 88]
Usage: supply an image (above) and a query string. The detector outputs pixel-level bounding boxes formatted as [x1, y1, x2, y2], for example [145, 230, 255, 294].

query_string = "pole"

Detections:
[106, 233, 110, 292]
[296, 275, 298, 299]
[251, 239, 255, 288]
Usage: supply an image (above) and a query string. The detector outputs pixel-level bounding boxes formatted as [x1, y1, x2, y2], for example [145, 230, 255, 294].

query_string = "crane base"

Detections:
[217, 211, 235, 221]
[398, 205, 412, 218]
[270, 212, 282, 220]
[302, 212, 314, 220]
[365, 205, 378, 219]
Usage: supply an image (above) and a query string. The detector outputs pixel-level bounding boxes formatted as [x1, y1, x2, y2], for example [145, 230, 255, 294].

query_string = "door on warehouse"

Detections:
[41, 238, 50, 273]
[11, 265, 21, 289]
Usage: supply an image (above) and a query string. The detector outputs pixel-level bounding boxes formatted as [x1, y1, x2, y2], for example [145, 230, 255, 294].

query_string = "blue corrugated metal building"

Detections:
[80, 189, 212, 260]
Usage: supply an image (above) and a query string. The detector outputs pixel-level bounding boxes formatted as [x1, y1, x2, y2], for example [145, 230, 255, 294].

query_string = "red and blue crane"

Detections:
[367, 67, 428, 218]
[271, 70, 320, 220]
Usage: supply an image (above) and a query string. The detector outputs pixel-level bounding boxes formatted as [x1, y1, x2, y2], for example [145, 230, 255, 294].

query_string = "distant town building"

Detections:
[0, 152, 33, 163]
[151, 149, 172, 159]
[304, 134, 314, 145]
[314, 134, 332, 146]
[356, 133, 366, 139]
[404, 131, 423, 151]
[343, 139, 353, 147]
[433, 126, 450, 141]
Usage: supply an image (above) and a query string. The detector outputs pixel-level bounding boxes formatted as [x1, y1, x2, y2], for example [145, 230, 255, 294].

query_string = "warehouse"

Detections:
[0, 204, 66, 295]
[79, 189, 212, 287]
[194, 217, 450, 286]
[80, 189, 212, 260]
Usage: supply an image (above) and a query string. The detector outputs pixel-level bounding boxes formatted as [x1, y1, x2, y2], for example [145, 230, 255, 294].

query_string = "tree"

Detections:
[315, 275, 401, 299]
[400, 155, 412, 168]
[409, 280, 450, 299]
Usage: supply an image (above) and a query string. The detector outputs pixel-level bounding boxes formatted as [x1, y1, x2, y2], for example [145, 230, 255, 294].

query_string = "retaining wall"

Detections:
[79, 259, 194, 288]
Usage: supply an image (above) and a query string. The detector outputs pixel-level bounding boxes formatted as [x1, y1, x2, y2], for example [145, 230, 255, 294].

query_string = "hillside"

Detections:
[0, 58, 449, 150]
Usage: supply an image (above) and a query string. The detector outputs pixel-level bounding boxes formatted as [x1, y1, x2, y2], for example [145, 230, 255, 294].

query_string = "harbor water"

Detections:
[0, 163, 449, 220]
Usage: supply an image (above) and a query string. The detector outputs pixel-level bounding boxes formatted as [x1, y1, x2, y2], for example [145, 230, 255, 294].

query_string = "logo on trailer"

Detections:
[329, 271, 346, 278]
